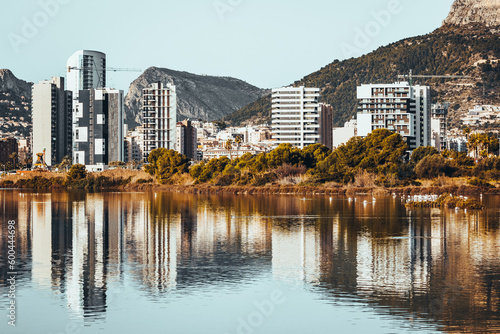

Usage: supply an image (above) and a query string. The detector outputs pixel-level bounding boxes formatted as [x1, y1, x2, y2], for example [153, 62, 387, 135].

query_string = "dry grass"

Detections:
[323, 181, 342, 188]
[277, 174, 310, 186]
[169, 173, 194, 186]
[418, 176, 470, 188]
[2, 171, 65, 182]
[350, 170, 376, 188]
[99, 168, 155, 184]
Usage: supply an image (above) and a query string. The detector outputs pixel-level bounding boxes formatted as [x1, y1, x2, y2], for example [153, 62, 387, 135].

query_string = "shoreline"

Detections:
[122, 183, 500, 196]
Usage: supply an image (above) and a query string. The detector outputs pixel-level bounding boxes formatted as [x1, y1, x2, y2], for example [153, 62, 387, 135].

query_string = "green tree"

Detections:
[145, 148, 190, 184]
[67, 164, 87, 182]
[415, 154, 450, 179]
[411, 146, 439, 165]
[56, 155, 72, 172]
[468, 133, 499, 158]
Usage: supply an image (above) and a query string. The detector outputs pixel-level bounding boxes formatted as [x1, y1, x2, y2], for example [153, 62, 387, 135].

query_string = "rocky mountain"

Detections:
[444, 0, 500, 26]
[225, 0, 500, 128]
[0, 69, 32, 137]
[124, 67, 269, 128]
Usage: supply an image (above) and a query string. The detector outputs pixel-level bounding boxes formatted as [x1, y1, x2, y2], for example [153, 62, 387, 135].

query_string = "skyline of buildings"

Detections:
[7, 49, 496, 170]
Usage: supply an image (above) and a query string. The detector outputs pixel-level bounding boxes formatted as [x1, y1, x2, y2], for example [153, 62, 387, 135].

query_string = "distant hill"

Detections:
[224, 1, 500, 128]
[0, 69, 32, 137]
[124, 67, 269, 128]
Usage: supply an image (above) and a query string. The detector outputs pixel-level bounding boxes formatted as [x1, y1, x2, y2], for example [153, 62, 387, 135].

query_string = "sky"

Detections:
[0, 0, 456, 92]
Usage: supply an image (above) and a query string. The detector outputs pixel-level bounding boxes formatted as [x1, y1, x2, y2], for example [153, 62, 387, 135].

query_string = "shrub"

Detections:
[67, 164, 87, 182]
[415, 154, 452, 179]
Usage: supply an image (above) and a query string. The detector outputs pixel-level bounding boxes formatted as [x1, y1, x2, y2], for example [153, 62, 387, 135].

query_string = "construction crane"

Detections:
[66, 59, 142, 89]
[67, 66, 142, 72]
[397, 69, 484, 95]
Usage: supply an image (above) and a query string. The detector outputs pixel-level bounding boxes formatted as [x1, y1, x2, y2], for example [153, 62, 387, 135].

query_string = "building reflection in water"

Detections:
[0, 192, 499, 332]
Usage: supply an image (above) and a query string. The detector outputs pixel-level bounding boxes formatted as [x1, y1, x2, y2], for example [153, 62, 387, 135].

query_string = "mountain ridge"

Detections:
[444, 0, 500, 27]
[0, 69, 32, 137]
[124, 66, 269, 128]
[224, 0, 500, 127]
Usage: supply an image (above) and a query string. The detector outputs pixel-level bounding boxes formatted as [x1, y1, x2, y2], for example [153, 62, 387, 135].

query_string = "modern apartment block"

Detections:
[319, 104, 334, 149]
[176, 120, 197, 159]
[431, 103, 449, 151]
[142, 82, 177, 160]
[32, 77, 72, 166]
[66, 50, 106, 97]
[272, 86, 331, 149]
[356, 82, 431, 150]
[73, 88, 124, 171]
[124, 126, 144, 163]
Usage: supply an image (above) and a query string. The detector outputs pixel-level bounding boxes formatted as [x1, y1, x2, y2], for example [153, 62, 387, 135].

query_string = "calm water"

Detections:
[0, 191, 499, 334]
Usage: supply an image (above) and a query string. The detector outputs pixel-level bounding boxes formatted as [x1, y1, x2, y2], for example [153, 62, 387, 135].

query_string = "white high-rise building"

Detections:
[431, 103, 449, 151]
[272, 86, 331, 149]
[356, 82, 431, 150]
[142, 82, 177, 160]
[66, 50, 106, 97]
[32, 77, 72, 167]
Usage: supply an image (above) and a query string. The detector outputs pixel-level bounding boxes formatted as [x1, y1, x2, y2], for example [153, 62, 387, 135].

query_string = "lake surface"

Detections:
[0, 191, 499, 334]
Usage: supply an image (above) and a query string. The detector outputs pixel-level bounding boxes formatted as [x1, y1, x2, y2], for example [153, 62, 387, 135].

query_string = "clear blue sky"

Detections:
[0, 0, 455, 92]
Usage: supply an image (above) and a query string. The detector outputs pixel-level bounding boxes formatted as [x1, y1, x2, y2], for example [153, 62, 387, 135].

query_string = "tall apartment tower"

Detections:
[32, 77, 72, 166]
[431, 103, 449, 151]
[66, 50, 106, 97]
[176, 120, 198, 159]
[142, 82, 177, 160]
[356, 82, 431, 150]
[73, 88, 124, 171]
[272, 86, 326, 149]
[319, 104, 334, 149]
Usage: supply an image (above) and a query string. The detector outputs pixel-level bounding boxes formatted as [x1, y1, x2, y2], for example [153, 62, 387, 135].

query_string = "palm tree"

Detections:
[463, 127, 471, 140]
[225, 139, 233, 160]
[235, 135, 242, 158]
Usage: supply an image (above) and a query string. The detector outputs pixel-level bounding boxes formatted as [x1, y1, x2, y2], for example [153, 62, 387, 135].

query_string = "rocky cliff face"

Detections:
[444, 0, 500, 26]
[124, 67, 269, 128]
[0, 69, 32, 137]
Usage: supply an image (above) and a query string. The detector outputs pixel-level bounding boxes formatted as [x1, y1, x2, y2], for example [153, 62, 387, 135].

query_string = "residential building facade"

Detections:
[32, 77, 72, 167]
[66, 50, 106, 98]
[333, 119, 357, 148]
[431, 103, 449, 151]
[271, 86, 326, 149]
[142, 82, 177, 160]
[319, 104, 333, 149]
[356, 82, 431, 150]
[176, 120, 197, 159]
[73, 88, 124, 171]
[125, 126, 144, 163]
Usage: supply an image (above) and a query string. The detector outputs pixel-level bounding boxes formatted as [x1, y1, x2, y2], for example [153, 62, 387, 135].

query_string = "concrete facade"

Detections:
[356, 82, 431, 150]
[142, 82, 177, 160]
[73, 88, 124, 170]
[32, 77, 72, 166]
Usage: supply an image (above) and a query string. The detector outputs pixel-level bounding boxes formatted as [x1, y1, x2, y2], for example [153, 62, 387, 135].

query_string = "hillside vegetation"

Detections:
[224, 24, 500, 127]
